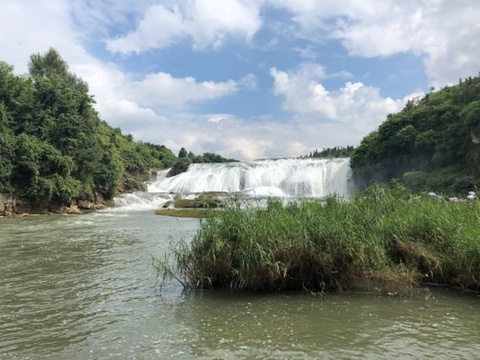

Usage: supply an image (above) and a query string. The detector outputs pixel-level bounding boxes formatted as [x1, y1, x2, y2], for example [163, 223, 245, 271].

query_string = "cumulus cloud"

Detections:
[105, 1, 480, 86]
[134, 114, 307, 160]
[130, 111, 386, 161]
[268, 0, 480, 86]
[106, 0, 263, 53]
[129, 73, 238, 108]
[0, 0, 82, 73]
[270, 63, 416, 136]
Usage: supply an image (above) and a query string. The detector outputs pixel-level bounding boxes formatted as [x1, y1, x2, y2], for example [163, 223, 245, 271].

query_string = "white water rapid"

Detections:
[149, 158, 352, 198]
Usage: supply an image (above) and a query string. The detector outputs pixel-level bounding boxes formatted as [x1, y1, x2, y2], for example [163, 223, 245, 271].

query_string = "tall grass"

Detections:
[157, 184, 480, 293]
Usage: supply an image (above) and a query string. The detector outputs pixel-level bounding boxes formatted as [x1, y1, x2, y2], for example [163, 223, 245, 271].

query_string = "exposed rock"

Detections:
[173, 195, 224, 209]
[66, 205, 82, 214]
[78, 199, 94, 209]
[127, 169, 158, 182]
[167, 161, 190, 177]
[154, 208, 223, 218]
[162, 200, 173, 208]
[117, 172, 148, 194]
[0, 193, 105, 217]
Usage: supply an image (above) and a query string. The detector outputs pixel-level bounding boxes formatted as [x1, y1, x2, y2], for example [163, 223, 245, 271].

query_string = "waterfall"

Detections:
[148, 158, 353, 198]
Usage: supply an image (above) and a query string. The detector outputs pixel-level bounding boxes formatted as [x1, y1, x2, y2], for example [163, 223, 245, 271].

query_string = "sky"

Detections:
[0, 0, 479, 160]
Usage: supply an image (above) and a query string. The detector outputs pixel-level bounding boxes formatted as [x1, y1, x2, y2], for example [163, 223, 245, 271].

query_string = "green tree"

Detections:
[178, 147, 188, 158]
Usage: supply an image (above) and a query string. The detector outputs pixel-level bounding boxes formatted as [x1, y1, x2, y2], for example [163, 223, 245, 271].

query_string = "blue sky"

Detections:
[1, 0, 479, 160]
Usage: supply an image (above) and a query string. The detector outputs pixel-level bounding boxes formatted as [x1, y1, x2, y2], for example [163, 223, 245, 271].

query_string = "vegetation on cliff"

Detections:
[157, 183, 480, 293]
[351, 74, 480, 194]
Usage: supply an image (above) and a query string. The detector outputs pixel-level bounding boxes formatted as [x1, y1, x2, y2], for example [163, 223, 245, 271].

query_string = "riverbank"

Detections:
[0, 171, 152, 217]
[0, 193, 107, 217]
[157, 184, 480, 293]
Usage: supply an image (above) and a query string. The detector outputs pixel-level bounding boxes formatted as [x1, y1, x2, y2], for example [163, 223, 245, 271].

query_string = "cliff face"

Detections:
[0, 170, 157, 216]
[0, 193, 105, 217]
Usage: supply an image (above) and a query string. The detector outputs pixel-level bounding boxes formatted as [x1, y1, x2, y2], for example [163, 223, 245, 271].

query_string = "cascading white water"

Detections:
[110, 192, 173, 212]
[148, 158, 353, 198]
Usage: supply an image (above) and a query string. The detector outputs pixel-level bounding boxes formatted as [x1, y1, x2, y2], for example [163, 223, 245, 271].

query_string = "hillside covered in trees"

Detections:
[0, 49, 233, 207]
[351, 74, 480, 194]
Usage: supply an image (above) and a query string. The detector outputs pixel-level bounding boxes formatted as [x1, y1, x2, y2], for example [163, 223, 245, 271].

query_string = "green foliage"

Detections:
[0, 49, 238, 204]
[351, 74, 480, 194]
[307, 145, 354, 158]
[173, 148, 238, 164]
[157, 185, 480, 292]
[0, 129, 15, 193]
[178, 147, 188, 158]
[168, 149, 239, 174]
[0, 49, 181, 203]
[12, 133, 80, 201]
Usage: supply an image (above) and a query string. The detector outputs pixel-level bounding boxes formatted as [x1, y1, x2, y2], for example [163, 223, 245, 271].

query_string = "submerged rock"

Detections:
[173, 195, 224, 208]
[154, 208, 223, 218]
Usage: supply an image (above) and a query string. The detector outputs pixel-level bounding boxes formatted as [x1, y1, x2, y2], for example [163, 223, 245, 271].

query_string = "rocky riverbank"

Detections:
[0, 171, 155, 217]
[0, 193, 106, 217]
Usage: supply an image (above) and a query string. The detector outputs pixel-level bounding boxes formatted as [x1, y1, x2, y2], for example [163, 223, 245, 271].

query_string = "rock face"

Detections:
[167, 161, 190, 177]
[0, 170, 153, 216]
[170, 195, 225, 209]
[0, 194, 30, 216]
[0, 193, 105, 217]
[116, 173, 148, 194]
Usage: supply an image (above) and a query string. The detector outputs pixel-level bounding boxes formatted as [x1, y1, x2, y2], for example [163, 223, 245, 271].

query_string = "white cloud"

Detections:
[105, 1, 480, 86]
[69, 0, 154, 37]
[0, 0, 81, 73]
[106, 4, 185, 53]
[293, 46, 318, 60]
[238, 73, 258, 91]
[270, 63, 414, 138]
[130, 111, 381, 161]
[106, 0, 263, 53]
[207, 114, 234, 124]
[268, 0, 480, 86]
[129, 72, 238, 108]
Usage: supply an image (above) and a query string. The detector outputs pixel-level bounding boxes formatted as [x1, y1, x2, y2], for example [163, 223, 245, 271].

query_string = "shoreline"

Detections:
[0, 193, 107, 218]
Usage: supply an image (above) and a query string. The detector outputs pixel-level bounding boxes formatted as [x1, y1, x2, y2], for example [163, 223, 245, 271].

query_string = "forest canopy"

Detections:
[350, 74, 480, 194]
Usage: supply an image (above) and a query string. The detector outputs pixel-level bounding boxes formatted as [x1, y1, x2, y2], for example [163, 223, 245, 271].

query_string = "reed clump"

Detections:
[157, 184, 480, 293]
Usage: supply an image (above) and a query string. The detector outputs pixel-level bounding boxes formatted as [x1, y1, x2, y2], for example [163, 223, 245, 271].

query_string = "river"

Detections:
[1, 207, 479, 359]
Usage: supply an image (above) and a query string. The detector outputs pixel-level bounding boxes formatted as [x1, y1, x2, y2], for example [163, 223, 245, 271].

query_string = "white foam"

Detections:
[107, 193, 173, 212]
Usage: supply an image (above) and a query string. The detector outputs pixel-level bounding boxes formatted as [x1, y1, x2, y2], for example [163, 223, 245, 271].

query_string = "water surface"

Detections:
[1, 209, 479, 359]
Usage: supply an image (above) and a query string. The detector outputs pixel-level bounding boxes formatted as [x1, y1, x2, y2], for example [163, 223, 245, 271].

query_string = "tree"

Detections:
[28, 48, 68, 79]
[178, 147, 188, 158]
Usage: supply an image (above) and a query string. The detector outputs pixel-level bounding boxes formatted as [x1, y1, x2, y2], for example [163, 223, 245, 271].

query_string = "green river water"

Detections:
[1, 208, 479, 359]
